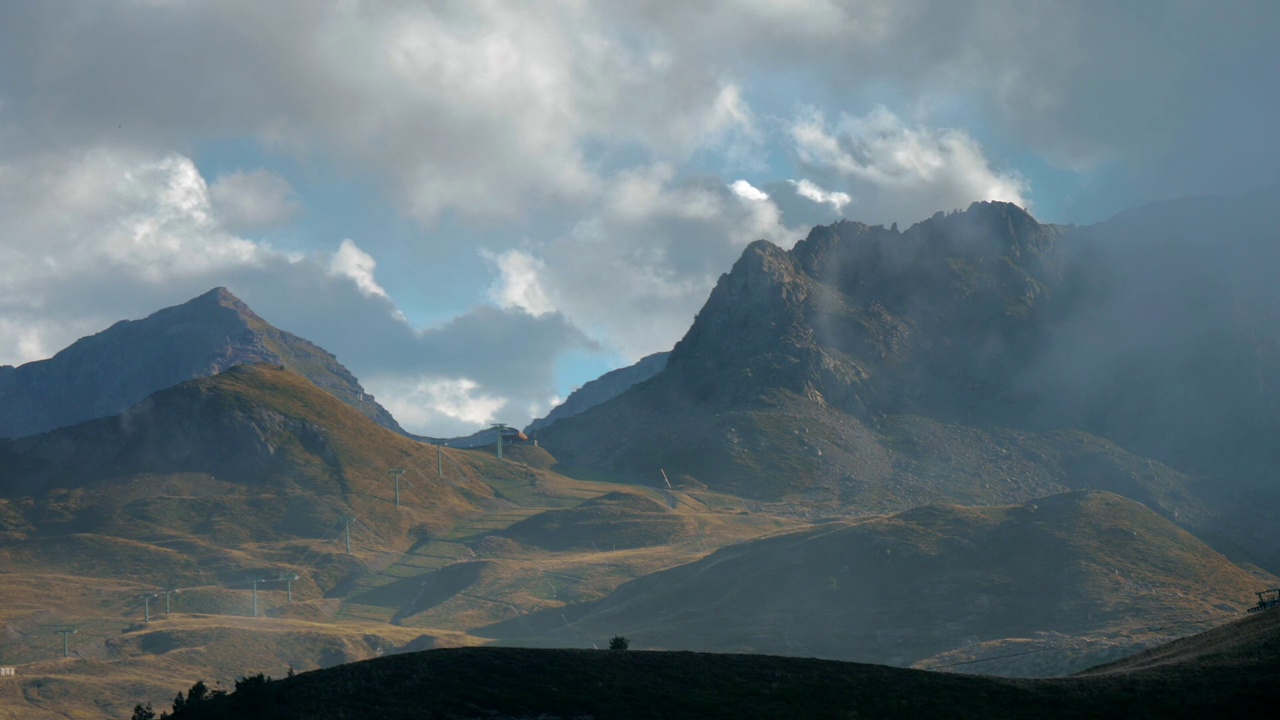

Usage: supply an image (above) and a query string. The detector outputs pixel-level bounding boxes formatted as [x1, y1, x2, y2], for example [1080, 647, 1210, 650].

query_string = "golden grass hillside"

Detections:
[0, 365, 800, 717]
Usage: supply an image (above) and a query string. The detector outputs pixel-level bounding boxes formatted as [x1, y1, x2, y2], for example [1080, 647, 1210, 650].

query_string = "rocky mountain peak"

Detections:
[0, 288, 404, 438]
[192, 285, 253, 311]
[660, 201, 1063, 416]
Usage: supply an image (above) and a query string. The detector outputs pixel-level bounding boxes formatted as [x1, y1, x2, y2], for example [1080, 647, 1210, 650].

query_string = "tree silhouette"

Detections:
[609, 635, 630, 650]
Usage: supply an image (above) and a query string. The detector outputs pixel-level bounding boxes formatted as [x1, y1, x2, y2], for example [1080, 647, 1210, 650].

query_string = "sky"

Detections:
[0, 1, 1277, 437]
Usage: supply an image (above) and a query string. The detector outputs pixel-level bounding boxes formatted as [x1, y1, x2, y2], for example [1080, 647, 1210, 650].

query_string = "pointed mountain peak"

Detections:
[180, 286, 259, 318]
[0, 288, 404, 438]
[196, 286, 241, 304]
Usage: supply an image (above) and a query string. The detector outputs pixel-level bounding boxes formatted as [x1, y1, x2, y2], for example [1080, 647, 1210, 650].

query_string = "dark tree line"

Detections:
[132, 671, 291, 720]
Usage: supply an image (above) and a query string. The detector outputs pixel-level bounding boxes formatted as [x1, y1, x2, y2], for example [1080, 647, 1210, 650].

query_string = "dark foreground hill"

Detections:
[0, 287, 402, 438]
[157, 608, 1280, 720]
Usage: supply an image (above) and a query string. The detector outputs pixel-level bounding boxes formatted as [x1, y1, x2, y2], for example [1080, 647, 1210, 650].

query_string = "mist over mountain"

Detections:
[0, 287, 403, 438]
[540, 190, 1280, 566]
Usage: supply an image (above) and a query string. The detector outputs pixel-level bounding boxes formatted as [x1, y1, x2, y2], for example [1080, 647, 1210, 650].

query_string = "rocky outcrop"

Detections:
[0, 287, 403, 438]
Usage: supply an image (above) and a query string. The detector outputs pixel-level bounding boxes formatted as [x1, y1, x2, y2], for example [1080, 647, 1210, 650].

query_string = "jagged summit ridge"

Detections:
[0, 288, 404, 438]
[661, 200, 1065, 417]
[539, 193, 1280, 570]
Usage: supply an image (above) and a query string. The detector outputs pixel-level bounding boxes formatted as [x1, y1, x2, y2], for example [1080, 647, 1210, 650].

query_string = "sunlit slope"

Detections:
[0, 363, 801, 716]
[483, 490, 1272, 675]
[0, 363, 777, 596]
[0, 364, 487, 568]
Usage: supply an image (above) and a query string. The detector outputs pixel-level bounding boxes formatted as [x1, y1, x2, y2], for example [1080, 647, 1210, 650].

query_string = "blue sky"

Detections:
[0, 1, 1277, 436]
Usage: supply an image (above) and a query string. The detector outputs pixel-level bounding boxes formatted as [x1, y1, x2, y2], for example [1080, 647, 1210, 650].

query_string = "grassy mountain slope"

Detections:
[482, 491, 1272, 676]
[0, 364, 799, 717]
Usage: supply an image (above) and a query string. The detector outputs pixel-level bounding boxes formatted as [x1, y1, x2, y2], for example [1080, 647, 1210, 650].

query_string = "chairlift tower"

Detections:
[279, 573, 301, 603]
[160, 589, 179, 614]
[387, 467, 405, 507]
[52, 625, 77, 658]
[490, 423, 508, 459]
[249, 578, 270, 617]
[342, 516, 357, 555]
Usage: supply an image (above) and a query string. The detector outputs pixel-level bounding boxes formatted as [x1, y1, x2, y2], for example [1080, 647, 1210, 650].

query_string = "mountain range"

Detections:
[3, 188, 1280, 718]
[540, 192, 1280, 570]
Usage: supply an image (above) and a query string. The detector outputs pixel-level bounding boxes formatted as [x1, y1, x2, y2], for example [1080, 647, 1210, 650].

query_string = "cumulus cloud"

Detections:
[1, 0, 1275, 434]
[208, 169, 298, 232]
[329, 239, 389, 300]
[371, 376, 508, 434]
[787, 178, 851, 214]
[729, 179, 769, 202]
[482, 248, 555, 317]
[0, 147, 269, 333]
[789, 106, 1029, 225]
[0, 147, 588, 435]
[0, 2, 753, 222]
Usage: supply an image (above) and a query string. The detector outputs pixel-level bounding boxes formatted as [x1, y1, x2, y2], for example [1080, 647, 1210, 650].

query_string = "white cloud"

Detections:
[329, 239, 389, 300]
[482, 249, 555, 317]
[0, 146, 583, 436]
[790, 106, 1029, 224]
[369, 376, 508, 435]
[787, 178, 851, 214]
[0, 2, 758, 223]
[209, 169, 299, 232]
[729, 179, 769, 202]
[0, 148, 275, 364]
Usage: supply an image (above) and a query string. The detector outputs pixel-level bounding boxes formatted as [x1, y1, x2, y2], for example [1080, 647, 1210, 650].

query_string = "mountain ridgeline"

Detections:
[0, 287, 403, 439]
[526, 351, 670, 434]
[540, 193, 1280, 566]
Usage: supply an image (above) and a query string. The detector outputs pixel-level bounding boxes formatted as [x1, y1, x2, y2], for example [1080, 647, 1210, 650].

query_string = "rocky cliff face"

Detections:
[0, 287, 403, 438]
[538, 194, 1280, 568]
[663, 203, 1067, 421]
